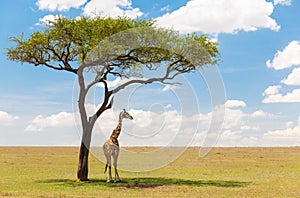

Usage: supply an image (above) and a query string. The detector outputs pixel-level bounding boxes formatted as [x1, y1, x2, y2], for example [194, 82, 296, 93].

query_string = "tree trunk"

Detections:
[77, 125, 93, 181]
[75, 68, 109, 181]
[76, 68, 91, 181]
[77, 141, 90, 181]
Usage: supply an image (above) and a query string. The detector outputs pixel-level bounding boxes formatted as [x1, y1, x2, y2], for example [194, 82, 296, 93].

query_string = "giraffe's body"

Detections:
[103, 109, 133, 183]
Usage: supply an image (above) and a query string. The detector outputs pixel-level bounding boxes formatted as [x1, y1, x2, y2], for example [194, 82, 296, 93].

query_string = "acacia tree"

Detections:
[7, 16, 219, 181]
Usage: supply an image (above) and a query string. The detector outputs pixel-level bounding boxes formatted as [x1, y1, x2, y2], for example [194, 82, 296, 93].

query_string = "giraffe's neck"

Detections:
[118, 116, 123, 128]
[110, 117, 123, 141]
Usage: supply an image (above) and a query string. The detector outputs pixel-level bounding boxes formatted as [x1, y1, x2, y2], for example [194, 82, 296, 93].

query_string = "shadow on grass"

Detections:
[36, 177, 251, 189]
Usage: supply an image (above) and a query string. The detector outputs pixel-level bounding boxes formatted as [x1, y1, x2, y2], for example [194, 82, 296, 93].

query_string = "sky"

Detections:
[0, 0, 300, 147]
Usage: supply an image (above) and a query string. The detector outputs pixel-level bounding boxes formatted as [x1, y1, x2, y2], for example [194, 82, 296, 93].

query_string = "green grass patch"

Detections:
[0, 147, 299, 197]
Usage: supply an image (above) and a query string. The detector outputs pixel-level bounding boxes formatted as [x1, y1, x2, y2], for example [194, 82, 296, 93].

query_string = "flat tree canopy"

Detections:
[6, 16, 220, 181]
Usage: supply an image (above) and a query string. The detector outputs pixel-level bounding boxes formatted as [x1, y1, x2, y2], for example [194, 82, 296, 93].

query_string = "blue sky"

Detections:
[0, 0, 300, 147]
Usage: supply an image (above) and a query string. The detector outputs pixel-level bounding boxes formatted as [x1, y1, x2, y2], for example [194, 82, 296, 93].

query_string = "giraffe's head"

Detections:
[120, 109, 133, 120]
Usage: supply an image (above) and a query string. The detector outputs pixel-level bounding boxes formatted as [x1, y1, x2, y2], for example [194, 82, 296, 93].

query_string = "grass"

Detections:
[0, 147, 299, 197]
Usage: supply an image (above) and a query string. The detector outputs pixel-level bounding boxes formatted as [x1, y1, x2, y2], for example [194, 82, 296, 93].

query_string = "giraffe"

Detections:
[103, 109, 133, 183]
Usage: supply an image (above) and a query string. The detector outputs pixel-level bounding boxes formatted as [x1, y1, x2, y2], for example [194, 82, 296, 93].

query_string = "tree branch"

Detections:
[85, 66, 108, 92]
[94, 80, 113, 118]
[111, 76, 175, 94]
[110, 57, 188, 94]
[44, 45, 78, 74]
[41, 62, 78, 74]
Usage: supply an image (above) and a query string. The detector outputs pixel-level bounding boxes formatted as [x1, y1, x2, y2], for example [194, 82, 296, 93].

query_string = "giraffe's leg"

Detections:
[106, 155, 112, 183]
[103, 144, 112, 183]
[108, 164, 112, 183]
[113, 148, 120, 182]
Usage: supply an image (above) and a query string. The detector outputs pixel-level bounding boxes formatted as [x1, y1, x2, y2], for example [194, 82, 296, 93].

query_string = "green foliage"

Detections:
[6, 16, 154, 72]
[6, 16, 219, 77]
[84, 26, 220, 79]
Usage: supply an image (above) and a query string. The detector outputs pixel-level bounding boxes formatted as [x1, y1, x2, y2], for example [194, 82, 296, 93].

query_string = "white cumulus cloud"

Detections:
[0, 111, 19, 125]
[17, 99, 290, 146]
[263, 41, 300, 103]
[266, 40, 300, 70]
[156, 0, 280, 34]
[263, 85, 282, 96]
[36, 0, 87, 11]
[262, 116, 300, 146]
[274, 0, 292, 6]
[251, 110, 272, 118]
[35, 14, 62, 26]
[225, 100, 247, 108]
[25, 112, 75, 132]
[263, 88, 300, 103]
[83, 0, 143, 18]
[95, 101, 264, 147]
[95, 108, 194, 146]
[281, 67, 300, 85]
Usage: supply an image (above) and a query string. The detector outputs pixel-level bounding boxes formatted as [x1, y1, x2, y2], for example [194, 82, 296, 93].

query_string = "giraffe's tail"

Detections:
[104, 163, 108, 173]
